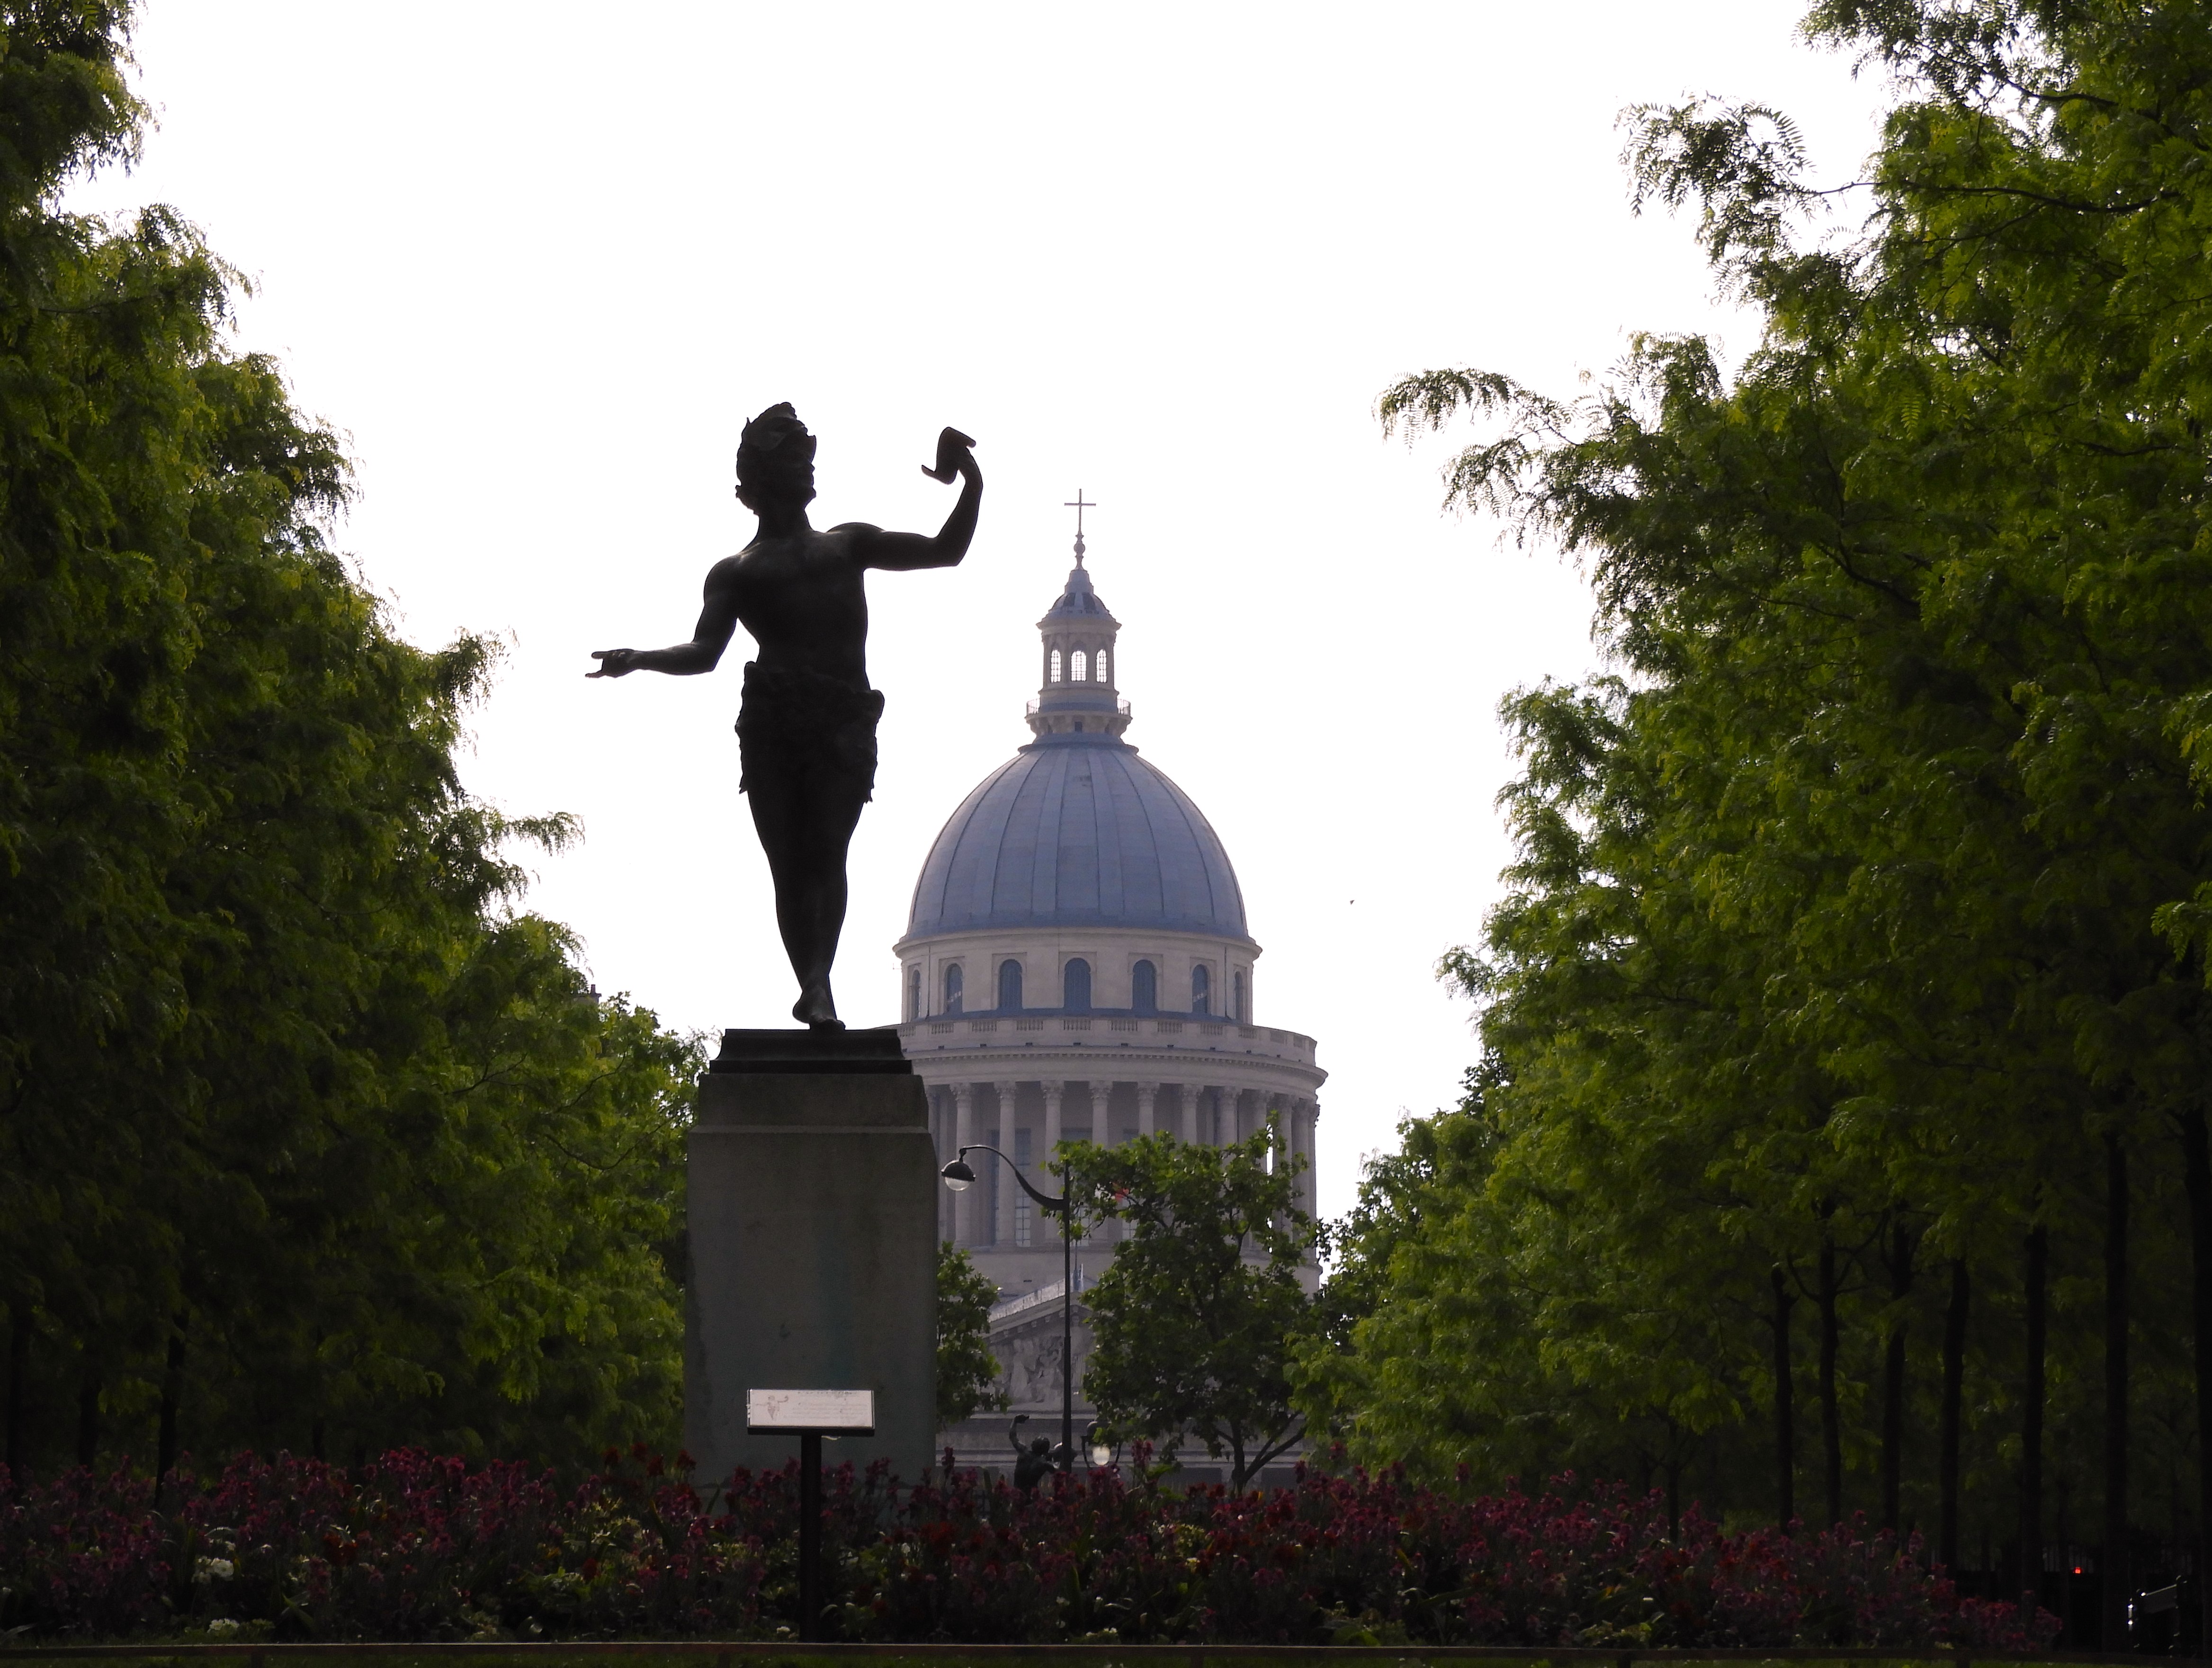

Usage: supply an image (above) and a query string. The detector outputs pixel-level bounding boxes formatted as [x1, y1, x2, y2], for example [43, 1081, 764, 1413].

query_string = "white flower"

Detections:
[206, 1619, 240, 1637]
[196, 1557, 235, 1581]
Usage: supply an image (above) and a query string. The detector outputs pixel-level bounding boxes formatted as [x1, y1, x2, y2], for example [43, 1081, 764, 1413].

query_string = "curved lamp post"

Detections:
[942, 1144, 1075, 1467]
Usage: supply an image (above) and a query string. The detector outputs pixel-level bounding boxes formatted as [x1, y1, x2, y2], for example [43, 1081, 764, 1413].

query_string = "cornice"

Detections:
[902, 1042, 1326, 1092]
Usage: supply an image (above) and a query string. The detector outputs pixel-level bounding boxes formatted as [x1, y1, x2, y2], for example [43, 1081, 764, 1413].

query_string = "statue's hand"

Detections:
[919, 426, 978, 484]
[588, 648, 638, 678]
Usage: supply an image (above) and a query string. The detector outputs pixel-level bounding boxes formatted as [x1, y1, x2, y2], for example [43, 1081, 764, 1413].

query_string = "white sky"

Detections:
[72, 1, 1890, 1219]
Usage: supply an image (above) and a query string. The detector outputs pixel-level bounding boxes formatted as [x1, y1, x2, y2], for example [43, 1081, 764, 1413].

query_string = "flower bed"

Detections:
[0, 1448, 2053, 1648]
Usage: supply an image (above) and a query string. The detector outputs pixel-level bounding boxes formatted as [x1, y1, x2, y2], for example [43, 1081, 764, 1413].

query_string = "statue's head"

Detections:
[735, 402, 817, 512]
[1029, 1437, 1051, 1456]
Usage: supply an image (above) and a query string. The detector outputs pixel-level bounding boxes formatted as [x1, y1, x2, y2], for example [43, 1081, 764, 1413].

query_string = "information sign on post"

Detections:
[747, 1388, 875, 1641]
[745, 1387, 876, 1435]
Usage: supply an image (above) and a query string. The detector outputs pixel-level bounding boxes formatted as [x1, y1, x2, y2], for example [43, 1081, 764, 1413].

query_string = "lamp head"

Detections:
[940, 1157, 976, 1192]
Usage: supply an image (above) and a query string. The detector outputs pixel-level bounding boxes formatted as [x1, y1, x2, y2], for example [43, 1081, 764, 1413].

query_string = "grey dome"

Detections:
[905, 734, 1250, 941]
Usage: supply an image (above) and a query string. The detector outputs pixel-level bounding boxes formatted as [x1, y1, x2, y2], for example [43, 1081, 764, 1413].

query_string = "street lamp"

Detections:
[942, 1144, 1077, 1467]
[1084, 1419, 1119, 1469]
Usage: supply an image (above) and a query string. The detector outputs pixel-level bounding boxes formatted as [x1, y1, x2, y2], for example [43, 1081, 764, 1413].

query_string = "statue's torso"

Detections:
[713, 525, 874, 687]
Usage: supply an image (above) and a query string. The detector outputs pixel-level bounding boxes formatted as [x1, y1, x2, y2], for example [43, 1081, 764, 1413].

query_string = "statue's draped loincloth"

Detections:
[735, 661, 885, 802]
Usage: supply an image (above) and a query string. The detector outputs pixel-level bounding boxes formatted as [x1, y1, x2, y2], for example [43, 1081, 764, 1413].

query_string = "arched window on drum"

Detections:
[907, 965, 921, 1021]
[943, 963, 963, 1014]
[1131, 959, 1157, 1015]
[1233, 970, 1247, 1023]
[1072, 649, 1088, 682]
[1191, 963, 1211, 1016]
[1049, 649, 1062, 683]
[998, 959, 1024, 1012]
[1096, 649, 1109, 685]
[1063, 958, 1092, 1012]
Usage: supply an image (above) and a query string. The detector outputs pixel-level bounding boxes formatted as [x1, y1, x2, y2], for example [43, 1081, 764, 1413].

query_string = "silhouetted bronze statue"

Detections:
[589, 405, 980, 1028]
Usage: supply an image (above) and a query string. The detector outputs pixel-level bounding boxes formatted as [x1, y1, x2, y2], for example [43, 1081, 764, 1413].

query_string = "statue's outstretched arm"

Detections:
[587, 568, 742, 678]
[852, 427, 981, 573]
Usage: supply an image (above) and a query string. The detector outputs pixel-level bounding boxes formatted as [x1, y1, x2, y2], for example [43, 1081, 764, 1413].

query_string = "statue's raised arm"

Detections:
[838, 426, 983, 573]
[585, 404, 979, 1028]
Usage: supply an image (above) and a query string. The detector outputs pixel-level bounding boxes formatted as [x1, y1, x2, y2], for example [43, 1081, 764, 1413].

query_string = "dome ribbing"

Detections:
[904, 734, 1249, 942]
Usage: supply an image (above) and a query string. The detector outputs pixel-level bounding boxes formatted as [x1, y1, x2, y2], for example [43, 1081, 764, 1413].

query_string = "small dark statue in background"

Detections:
[590, 405, 980, 1028]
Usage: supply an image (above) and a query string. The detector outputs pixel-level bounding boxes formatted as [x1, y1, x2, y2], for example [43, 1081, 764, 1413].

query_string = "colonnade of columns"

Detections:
[925, 1077, 1320, 1250]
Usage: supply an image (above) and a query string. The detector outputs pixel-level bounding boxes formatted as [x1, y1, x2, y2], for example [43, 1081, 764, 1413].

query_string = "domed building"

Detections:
[895, 523, 1324, 1471]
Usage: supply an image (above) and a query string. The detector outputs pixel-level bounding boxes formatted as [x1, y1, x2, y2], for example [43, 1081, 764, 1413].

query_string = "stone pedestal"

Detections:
[684, 1028, 936, 1491]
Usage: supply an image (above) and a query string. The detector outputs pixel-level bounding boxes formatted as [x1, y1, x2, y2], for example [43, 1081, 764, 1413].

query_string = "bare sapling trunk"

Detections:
[5, 1303, 26, 1478]
[2178, 1103, 2212, 1655]
[154, 1323, 185, 1506]
[1773, 1264, 1795, 1531]
[1940, 1257, 1970, 1570]
[75, 1367, 99, 1469]
[2104, 1131, 2129, 1651]
[1819, 1234, 1844, 1526]
[2021, 1225, 2048, 1624]
[1881, 1220, 1916, 1533]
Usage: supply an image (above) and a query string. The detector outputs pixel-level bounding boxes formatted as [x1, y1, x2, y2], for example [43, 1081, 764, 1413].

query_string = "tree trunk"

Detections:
[2021, 1225, 2048, 1624]
[1881, 1220, 1916, 1533]
[75, 1368, 99, 1470]
[5, 1302, 26, 1478]
[2104, 1131, 2129, 1651]
[1819, 1236, 1843, 1526]
[1773, 1264, 1795, 1531]
[2178, 1103, 2212, 1656]
[1940, 1257, 1970, 1570]
[154, 1323, 185, 1504]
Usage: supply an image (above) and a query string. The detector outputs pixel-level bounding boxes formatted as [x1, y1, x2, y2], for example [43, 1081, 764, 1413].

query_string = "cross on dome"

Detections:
[1064, 489, 1095, 564]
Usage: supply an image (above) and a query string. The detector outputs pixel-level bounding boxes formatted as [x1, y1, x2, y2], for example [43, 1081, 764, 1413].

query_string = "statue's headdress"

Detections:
[736, 403, 816, 496]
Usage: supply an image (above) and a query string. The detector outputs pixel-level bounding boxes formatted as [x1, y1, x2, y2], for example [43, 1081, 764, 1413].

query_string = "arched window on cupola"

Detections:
[1131, 959, 1157, 1015]
[943, 963, 963, 1014]
[1072, 649, 1088, 682]
[1191, 963, 1211, 1016]
[1063, 958, 1092, 1012]
[1096, 649, 1109, 685]
[1049, 649, 1062, 683]
[1234, 970, 1247, 1023]
[998, 959, 1024, 1012]
[907, 965, 921, 1021]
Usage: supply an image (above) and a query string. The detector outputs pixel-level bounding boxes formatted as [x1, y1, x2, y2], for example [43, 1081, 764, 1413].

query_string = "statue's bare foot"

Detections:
[793, 982, 843, 1030]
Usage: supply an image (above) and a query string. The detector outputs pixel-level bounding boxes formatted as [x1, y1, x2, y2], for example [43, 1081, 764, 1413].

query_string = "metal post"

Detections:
[942, 1144, 1074, 1469]
[1062, 1195, 1075, 1464]
[799, 1430, 823, 1641]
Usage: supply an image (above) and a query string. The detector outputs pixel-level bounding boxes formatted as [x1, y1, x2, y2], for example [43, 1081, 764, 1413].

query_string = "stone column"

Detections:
[1297, 1101, 1318, 1218]
[1269, 1096, 1293, 1226]
[1208, 1086, 1231, 1146]
[1135, 1081, 1159, 1139]
[951, 1081, 977, 1245]
[932, 1088, 953, 1242]
[992, 1080, 1020, 1247]
[1178, 1082, 1200, 1144]
[1042, 1079, 1065, 1168]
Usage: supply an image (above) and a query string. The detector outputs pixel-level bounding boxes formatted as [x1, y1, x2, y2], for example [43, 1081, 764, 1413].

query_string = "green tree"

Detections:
[1063, 1128, 1312, 1490]
[0, 0, 698, 1474]
[1315, 0, 2212, 1614]
[934, 1242, 1006, 1429]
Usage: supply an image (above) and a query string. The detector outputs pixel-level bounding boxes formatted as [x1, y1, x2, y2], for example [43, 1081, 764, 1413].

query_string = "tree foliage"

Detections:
[934, 1242, 1005, 1429]
[1307, 0, 2212, 1603]
[1063, 1129, 1311, 1490]
[0, 1, 697, 1473]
